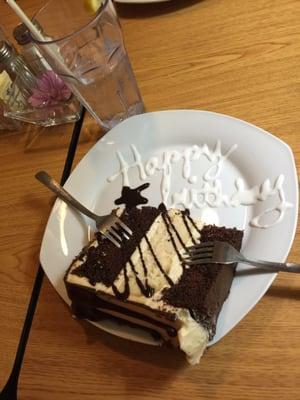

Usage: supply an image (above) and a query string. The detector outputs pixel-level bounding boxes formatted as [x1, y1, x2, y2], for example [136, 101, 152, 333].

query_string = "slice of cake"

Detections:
[65, 205, 243, 364]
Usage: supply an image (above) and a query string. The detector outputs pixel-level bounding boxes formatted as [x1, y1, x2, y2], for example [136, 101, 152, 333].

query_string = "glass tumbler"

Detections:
[31, 0, 144, 130]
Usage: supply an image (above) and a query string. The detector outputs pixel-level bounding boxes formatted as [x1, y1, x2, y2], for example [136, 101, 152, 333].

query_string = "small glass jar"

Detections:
[13, 23, 52, 75]
[0, 28, 81, 127]
[0, 27, 20, 132]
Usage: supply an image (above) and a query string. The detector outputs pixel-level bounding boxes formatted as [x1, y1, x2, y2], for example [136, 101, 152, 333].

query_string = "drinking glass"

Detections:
[31, 0, 144, 130]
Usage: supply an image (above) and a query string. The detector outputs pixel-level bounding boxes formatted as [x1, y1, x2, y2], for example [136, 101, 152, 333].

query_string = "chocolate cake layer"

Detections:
[163, 225, 243, 338]
[66, 283, 181, 345]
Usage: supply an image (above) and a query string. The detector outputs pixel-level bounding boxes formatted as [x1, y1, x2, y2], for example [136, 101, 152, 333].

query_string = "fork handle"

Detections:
[241, 257, 300, 273]
[35, 171, 98, 222]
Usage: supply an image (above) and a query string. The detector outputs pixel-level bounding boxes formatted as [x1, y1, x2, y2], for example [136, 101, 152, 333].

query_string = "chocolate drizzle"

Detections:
[165, 211, 187, 251]
[144, 235, 174, 287]
[186, 212, 202, 235]
[112, 267, 130, 301]
[112, 261, 154, 301]
[98, 212, 175, 300]
[115, 183, 150, 208]
[129, 259, 154, 298]
[181, 211, 198, 245]
[137, 244, 155, 297]
[138, 244, 148, 278]
[161, 210, 186, 268]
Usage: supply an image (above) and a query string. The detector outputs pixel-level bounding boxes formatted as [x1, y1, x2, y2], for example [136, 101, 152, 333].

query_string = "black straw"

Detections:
[0, 108, 86, 400]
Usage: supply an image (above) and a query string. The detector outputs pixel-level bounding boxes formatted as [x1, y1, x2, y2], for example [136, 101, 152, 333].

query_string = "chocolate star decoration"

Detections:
[114, 183, 150, 208]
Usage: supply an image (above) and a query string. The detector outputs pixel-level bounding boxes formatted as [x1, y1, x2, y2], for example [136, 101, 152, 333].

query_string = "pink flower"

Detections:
[28, 70, 72, 108]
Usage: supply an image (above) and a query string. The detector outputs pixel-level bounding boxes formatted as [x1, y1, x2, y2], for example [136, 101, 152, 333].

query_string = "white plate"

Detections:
[40, 110, 298, 347]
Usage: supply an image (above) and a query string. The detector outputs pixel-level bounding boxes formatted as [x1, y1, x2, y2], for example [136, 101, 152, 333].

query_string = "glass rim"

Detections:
[31, 0, 109, 45]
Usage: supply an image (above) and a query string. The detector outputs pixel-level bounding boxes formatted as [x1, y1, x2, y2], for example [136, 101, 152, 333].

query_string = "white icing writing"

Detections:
[107, 142, 293, 229]
[108, 144, 146, 187]
[246, 175, 293, 228]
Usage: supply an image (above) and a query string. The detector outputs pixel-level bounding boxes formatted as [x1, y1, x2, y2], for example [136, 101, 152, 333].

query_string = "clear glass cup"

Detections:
[31, 0, 144, 131]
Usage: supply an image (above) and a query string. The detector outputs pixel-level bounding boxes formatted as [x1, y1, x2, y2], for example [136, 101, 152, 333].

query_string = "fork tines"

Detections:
[101, 214, 132, 248]
[115, 218, 132, 238]
[184, 241, 215, 265]
[102, 228, 122, 248]
[108, 220, 131, 240]
[186, 241, 215, 253]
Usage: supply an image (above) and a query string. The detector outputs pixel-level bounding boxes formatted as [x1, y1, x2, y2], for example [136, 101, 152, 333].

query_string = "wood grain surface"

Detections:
[0, 1, 299, 399]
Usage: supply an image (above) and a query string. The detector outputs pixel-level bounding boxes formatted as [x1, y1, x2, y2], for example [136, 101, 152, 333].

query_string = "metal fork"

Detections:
[184, 241, 300, 273]
[35, 171, 132, 247]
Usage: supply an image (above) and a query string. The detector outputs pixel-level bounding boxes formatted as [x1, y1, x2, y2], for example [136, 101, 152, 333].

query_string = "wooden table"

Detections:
[1, 1, 299, 399]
